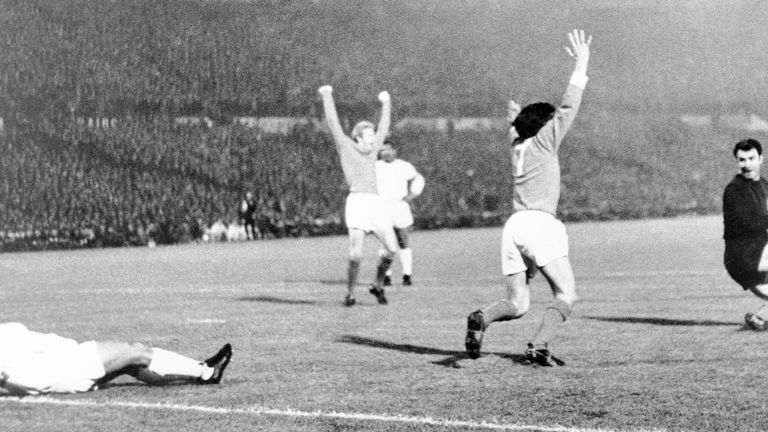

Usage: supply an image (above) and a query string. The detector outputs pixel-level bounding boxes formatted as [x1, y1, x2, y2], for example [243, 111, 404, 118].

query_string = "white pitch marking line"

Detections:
[3, 397, 666, 432]
[185, 318, 226, 324]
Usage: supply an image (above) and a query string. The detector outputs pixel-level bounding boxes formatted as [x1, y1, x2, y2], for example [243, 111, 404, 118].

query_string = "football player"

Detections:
[465, 29, 592, 366]
[0, 322, 232, 395]
[318, 85, 399, 306]
[723, 139, 768, 330]
[376, 138, 425, 286]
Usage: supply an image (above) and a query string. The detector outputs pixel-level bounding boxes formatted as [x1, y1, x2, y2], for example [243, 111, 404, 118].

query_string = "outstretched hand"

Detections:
[318, 85, 333, 95]
[565, 29, 592, 74]
[378, 91, 391, 103]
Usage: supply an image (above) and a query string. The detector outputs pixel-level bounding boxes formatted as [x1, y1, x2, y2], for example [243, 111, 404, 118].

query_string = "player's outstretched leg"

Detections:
[465, 273, 530, 359]
[97, 342, 233, 386]
[528, 257, 576, 366]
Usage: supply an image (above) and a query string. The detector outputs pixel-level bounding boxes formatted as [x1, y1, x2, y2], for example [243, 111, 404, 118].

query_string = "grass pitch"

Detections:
[1, 215, 766, 432]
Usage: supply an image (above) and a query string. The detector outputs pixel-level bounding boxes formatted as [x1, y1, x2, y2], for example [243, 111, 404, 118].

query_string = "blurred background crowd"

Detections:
[2, 0, 764, 251]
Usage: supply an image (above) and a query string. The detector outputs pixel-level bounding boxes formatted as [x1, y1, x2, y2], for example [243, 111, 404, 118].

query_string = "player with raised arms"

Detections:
[464, 29, 592, 366]
[318, 85, 399, 306]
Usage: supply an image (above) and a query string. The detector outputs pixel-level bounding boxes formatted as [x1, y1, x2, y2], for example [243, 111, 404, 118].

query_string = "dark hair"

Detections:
[511, 102, 556, 141]
[733, 138, 763, 157]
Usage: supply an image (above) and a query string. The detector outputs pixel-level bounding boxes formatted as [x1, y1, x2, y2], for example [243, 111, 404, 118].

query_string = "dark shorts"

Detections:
[725, 239, 768, 290]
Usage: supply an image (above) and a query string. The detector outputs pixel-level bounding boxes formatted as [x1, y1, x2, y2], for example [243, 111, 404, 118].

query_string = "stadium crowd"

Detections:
[0, 0, 728, 252]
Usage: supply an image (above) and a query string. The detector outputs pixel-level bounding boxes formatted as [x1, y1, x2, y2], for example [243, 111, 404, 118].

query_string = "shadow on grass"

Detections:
[237, 295, 319, 305]
[583, 316, 738, 327]
[281, 279, 348, 286]
[336, 334, 529, 368]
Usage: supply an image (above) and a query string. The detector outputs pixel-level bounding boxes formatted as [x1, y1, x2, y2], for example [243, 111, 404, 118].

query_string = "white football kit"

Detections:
[376, 159, 424, 229]
[0, 322, 105, 395]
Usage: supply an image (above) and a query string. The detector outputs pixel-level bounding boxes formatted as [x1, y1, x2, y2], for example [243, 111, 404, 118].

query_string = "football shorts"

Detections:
[2, 339, 105, 395]
[501, 210, 568, 275]
[385, 200, 414, 229]
[344, 192, 394, 234]
[725, 239, 768, 290]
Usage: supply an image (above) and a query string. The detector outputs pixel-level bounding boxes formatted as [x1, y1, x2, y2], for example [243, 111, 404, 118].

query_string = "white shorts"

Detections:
[385, 200, 414, 229]
[501, 210, 569, 275]
[345, 193, 394, 233]
[4, 339, 105, 395]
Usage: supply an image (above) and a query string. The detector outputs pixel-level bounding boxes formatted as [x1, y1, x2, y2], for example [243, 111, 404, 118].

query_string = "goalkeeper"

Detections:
[723, 139, 768, 330]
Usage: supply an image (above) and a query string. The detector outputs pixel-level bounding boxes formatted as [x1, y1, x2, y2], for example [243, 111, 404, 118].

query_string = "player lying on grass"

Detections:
[464, 29, 592, 366]
[723, 139, 768, 331]
[318, 85, 400, 306]
[0, 322, 232, 395]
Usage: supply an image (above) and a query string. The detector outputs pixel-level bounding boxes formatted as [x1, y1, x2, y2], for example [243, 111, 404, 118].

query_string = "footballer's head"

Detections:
[734, 138, 763, 181]
[352, 121, 376, 147]
[511, 102, 556, 142]
[379, 138, 398, 162]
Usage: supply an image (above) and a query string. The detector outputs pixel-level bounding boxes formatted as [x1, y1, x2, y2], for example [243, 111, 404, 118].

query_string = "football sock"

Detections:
[347, 259, 361, 294]
[400, 248, 413, 276]
[483, 300, 523, 324]
[148, 348, 210, 379]
[379, 248, 396, 277]
[531, 298, 573, 347]
[375, 256, 393, 285]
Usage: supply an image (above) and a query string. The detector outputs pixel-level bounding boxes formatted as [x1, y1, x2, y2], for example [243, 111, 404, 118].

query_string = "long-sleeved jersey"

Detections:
[510, 73, 587, 215]
[320, 92, 390, 194]
[723, 174, 768, 276]
[723, 174, 768, 241]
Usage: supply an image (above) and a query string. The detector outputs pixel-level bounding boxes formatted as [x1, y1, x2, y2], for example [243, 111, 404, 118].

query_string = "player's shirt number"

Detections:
[512, 141, 532, 177]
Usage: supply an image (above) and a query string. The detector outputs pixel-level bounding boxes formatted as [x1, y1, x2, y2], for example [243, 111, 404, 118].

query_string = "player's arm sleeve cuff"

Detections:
[409, 174, 425, 196]
[569, 72, 589, 89]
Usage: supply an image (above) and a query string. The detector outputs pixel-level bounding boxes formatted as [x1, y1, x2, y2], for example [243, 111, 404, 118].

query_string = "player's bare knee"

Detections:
[379, 248, 395, 260]
[511, 297, 530, 317]
[555, 291, 578, 307]
[348, 242, 364, 260]
[129, 342, 153, 366]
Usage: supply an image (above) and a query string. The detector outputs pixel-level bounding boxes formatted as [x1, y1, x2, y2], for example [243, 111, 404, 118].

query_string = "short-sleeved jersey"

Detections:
[320, 92, 390, 194]
[376, 159, 419, 202]
[511, 74, 587, 215]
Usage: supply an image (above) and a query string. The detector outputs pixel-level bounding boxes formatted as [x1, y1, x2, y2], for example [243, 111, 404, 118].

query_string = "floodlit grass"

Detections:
[0, 215, 765, 432]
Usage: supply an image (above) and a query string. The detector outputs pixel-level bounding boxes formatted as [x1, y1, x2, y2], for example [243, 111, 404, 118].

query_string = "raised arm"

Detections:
[318, 85, 347, 142]
[537, 29, 592, 150]
[565, 29, 591, 80]
[374, 91, 392, 149]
